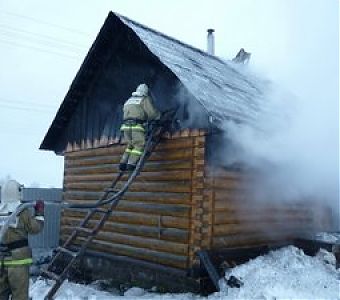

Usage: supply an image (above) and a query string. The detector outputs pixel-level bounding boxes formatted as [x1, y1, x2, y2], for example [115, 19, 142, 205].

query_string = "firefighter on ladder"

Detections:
[120, 83, 161, 171]
[0, 180, 44, 300]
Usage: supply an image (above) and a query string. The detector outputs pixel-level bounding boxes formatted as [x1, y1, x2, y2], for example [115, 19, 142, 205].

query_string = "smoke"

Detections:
[221, 68, 339, 229]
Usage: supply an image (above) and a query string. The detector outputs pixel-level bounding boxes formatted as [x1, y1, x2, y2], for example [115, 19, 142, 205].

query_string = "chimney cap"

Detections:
[207, 28, 215, 33]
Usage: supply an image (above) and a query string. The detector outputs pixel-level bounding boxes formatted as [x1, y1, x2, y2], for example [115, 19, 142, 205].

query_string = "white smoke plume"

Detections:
[221, 71, 339, 229]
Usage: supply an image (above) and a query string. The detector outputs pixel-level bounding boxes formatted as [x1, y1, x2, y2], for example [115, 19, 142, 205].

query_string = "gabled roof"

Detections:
[40, 12, 268, 151]
[118, 14, 267, 126]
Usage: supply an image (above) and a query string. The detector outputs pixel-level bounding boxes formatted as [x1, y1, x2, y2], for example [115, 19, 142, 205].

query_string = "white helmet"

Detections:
[0, 180, 23, 214]
[133, 83, 149, 97]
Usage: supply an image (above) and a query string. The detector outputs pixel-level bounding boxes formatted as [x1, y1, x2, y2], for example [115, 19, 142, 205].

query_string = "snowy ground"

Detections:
[29, 246, 339, 300]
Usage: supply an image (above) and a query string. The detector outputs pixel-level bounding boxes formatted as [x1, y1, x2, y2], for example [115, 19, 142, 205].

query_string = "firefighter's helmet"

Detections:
[0, 180, 23, 213]
[134, 83, 149, 97]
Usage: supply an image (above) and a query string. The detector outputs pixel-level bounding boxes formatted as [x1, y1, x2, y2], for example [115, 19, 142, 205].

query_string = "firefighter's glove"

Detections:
[150, 120, 161, 126]
[34, 200, 45, 217]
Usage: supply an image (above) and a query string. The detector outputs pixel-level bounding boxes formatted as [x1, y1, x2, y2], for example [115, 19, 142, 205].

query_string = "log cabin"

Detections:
[40, 12, 331, 292]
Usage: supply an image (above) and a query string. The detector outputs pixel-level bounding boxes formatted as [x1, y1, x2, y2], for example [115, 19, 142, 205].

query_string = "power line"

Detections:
[0, 10, 91, 37]
[0, 130, 43, 137]
[0, 30, 83, 54]
[0, 24, 88, 50]
[0, 97, 59, 109]
[0, 38, 82, 60]
[0, 103, 56, 114]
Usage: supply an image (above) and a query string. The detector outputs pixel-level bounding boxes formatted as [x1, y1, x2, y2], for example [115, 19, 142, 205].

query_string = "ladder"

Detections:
[41, 124, 163, 300]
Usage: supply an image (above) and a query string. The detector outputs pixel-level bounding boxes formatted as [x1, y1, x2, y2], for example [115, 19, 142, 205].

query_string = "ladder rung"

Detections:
[41, 269, 61, 282]
[40, 131, 160, 300]
[93, 208, 110, 214]
[75, 226, 93, 235]
[57, 246, 78, 258]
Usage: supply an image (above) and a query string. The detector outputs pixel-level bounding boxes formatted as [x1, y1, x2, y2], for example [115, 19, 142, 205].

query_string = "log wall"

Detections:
[61, 129, 206, 270]
[61, 129, 332, 272]
[204, 167, 332, 250]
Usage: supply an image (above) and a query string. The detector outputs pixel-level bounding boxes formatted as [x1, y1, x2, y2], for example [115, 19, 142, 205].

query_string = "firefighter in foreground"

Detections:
[0, 180, 44, 300]
[120, 83, 161, 171]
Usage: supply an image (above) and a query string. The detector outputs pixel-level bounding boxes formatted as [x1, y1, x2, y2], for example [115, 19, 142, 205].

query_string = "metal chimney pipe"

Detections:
[207, 29, 215, 55]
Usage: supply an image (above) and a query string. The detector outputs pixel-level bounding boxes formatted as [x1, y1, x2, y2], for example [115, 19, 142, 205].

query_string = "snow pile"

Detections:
[30, 279, 118, 299]
[220, 246, 339, 299]
[30, 246, 339, 299]
[30, 279, 198, 300]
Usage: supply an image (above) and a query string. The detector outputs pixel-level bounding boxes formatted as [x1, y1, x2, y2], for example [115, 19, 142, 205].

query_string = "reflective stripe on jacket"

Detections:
[3, 258, 33, 267]
[130, 149, 143, 156]
[120, 124, 145, 132]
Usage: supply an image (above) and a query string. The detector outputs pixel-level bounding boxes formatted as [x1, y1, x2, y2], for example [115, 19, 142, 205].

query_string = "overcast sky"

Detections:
[0, 0, 338, 188]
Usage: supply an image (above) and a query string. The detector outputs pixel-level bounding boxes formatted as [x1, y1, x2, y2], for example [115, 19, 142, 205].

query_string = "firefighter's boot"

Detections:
[119, 149, 131, 171]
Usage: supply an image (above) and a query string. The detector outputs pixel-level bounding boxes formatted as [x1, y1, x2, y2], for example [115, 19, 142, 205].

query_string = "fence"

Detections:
[23, 188, 62, 249]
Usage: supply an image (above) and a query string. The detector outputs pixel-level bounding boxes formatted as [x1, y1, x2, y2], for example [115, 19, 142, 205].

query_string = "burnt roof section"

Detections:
[40, 11, 267, 151]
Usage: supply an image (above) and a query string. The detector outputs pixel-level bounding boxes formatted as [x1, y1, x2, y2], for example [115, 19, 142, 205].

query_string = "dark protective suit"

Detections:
[120, 84, 160, 169]
[0, 208, 44, 300]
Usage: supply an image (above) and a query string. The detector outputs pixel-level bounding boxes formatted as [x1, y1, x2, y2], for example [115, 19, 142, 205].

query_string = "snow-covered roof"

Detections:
[40, 12, 268, 152]
[118, 14, 267, 127]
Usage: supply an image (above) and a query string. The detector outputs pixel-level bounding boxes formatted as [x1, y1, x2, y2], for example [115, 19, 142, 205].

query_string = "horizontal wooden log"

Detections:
[155, 137, 194, 150]
[64, 173, 115, 183]
[60, 234, 188, 269]
[65, 147, 195, 162]
[208, 172, 244, 181]
[163, 129, 203, 140]
[208, 179, 246, 191]
[63, 190, 191, 204]
[63, 209, 190, 229]
[65, 146, 197, 167]
[214, 199, 275, 211]
[64, 181, 191, 193]
[119, 193, 191, 204]
[214, 192, 317, 207]
[117, 201, 191, 217]
[64, 170, 192, 183]
[61, 227, 188, 255]
[212, 229, 313, 249]
[64, 160, 192, 175]
[214, 201, 300, 212]
[214, 203, 267, 212]
[65, 137, 195, 159]
[214, 211, 313, 225]
[99, 231, 188, 255]
[213, 222, 315, 236]
[212, 180, 246, 191]
[64, 164, 118, 175]
[65, 146, 124, 158]
[214, 190, 250, 202]
[64, 196, 189, 206]
[205, 167, 247, 178]
[61, 219, 189, 243]
[65, 199, 191, 217]
[149, 148, 194, 161]
[65, 155, 119, 167]
[213, 198, 313, 212]
[66, 148, 195, 167]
